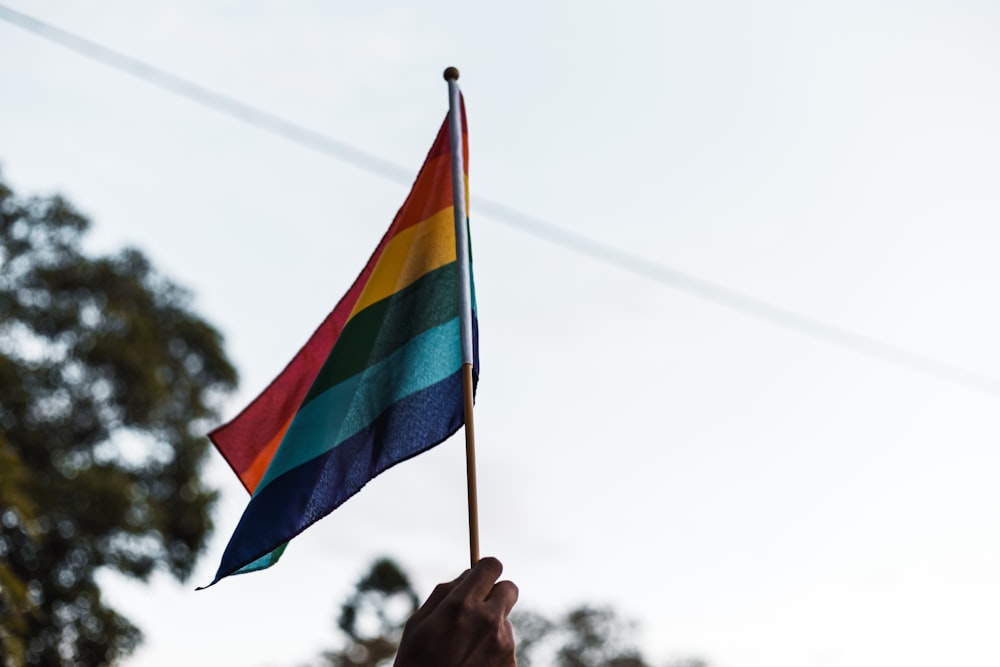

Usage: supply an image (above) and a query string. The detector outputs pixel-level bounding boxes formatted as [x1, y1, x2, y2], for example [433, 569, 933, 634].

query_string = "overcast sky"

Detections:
[2, 2, 1000, 666]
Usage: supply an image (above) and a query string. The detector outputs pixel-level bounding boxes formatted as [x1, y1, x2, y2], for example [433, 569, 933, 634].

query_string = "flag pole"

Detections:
[444, 66, 479, 566]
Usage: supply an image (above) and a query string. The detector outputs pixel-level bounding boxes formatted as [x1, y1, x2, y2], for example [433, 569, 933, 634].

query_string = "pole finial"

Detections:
[443, 66, 460, 81]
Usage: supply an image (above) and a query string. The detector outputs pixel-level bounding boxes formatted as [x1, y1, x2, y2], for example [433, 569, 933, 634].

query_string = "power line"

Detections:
[0, 4, 414, 184]
[478, 200, 1000, 396]
[3, 4, 999, 397]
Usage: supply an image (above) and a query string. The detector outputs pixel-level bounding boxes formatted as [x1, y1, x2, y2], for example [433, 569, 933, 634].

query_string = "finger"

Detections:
[450, 556, 503, 602]
[407, 568, 469, 624]
[485, 579, 519, 616]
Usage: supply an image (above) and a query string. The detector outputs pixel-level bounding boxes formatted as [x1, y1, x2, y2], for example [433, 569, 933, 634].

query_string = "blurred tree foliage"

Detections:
[524, 603, 710, 667]
[0, 175, 237, 666]
[513, 604, 700, 667]
[321, 558, 419, 667]
[311, 557, 707, 667]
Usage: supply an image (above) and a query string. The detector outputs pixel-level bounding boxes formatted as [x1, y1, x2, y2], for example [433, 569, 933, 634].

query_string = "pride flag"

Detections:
[204, 103, 476, 585]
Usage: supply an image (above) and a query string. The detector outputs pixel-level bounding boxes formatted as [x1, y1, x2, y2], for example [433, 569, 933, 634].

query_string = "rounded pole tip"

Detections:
[443, 66, 460, 81]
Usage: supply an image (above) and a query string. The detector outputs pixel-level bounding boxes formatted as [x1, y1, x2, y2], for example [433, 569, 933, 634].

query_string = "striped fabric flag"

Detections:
[204, 103, 476, 586]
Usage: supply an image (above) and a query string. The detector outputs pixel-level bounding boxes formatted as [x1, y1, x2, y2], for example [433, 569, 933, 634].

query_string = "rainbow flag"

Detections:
[204, 103, 476, 586]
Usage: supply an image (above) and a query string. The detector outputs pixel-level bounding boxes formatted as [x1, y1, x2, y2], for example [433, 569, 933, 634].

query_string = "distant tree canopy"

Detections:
[322, 558, 419, 667]
[312, 557, 707, 667]
[0, 174, 237, 665]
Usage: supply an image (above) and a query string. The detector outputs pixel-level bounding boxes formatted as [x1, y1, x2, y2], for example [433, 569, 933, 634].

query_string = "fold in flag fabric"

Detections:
[203, 102, 476, 587]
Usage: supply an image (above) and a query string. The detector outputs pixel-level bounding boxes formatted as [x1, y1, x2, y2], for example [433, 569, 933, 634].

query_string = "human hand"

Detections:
[394, 556, 518, 667]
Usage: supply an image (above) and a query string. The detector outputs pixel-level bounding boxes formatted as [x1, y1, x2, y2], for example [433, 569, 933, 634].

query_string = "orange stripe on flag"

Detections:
[242, 419, 292, 493]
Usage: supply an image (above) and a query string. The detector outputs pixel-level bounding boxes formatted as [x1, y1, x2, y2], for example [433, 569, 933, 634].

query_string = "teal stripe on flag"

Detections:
[234, 542, 287, 575]
[255, 317, 463, 493]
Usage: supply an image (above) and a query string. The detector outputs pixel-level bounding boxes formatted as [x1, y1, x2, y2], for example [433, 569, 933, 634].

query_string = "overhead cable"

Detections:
[2, 4, 999, 397]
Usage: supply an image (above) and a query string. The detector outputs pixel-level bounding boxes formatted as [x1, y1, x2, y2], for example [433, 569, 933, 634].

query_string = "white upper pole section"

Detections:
[445, 68, 475, 367]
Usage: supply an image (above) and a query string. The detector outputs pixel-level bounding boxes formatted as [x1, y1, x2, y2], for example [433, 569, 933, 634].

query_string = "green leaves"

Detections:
[0, 173, 237, 665]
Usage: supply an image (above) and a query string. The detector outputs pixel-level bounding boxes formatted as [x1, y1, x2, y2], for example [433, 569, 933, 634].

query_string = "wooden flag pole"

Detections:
[444, 66, 480, 566]
[461, 363, 479, 565]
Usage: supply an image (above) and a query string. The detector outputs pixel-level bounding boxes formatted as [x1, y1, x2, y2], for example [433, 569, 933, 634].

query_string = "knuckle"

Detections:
[457, 594, 481, 616]
[498, 580, 519, 600]
[500, 622, 515, 646]
[477, 556, 503, 575]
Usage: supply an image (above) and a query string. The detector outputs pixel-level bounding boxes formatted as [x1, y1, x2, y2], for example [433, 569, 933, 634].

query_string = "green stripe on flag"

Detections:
[255, 317, 463, 492]
[302, 262, 459, 406]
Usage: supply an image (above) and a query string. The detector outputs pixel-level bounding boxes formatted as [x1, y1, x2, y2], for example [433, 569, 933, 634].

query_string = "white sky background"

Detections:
[2, 1, 999, 666]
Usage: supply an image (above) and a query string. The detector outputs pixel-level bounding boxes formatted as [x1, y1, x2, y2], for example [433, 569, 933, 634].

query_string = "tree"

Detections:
[309, 557, 707, 667]
[0, 435, 38, 665]
[513, 605, 649, 667]
[514, 603, 708, 667]
[0, 174, 237, 665]
[510, 609, 556, 667]
[321, 558, 419, 667]
[555, 606, 648, 667]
